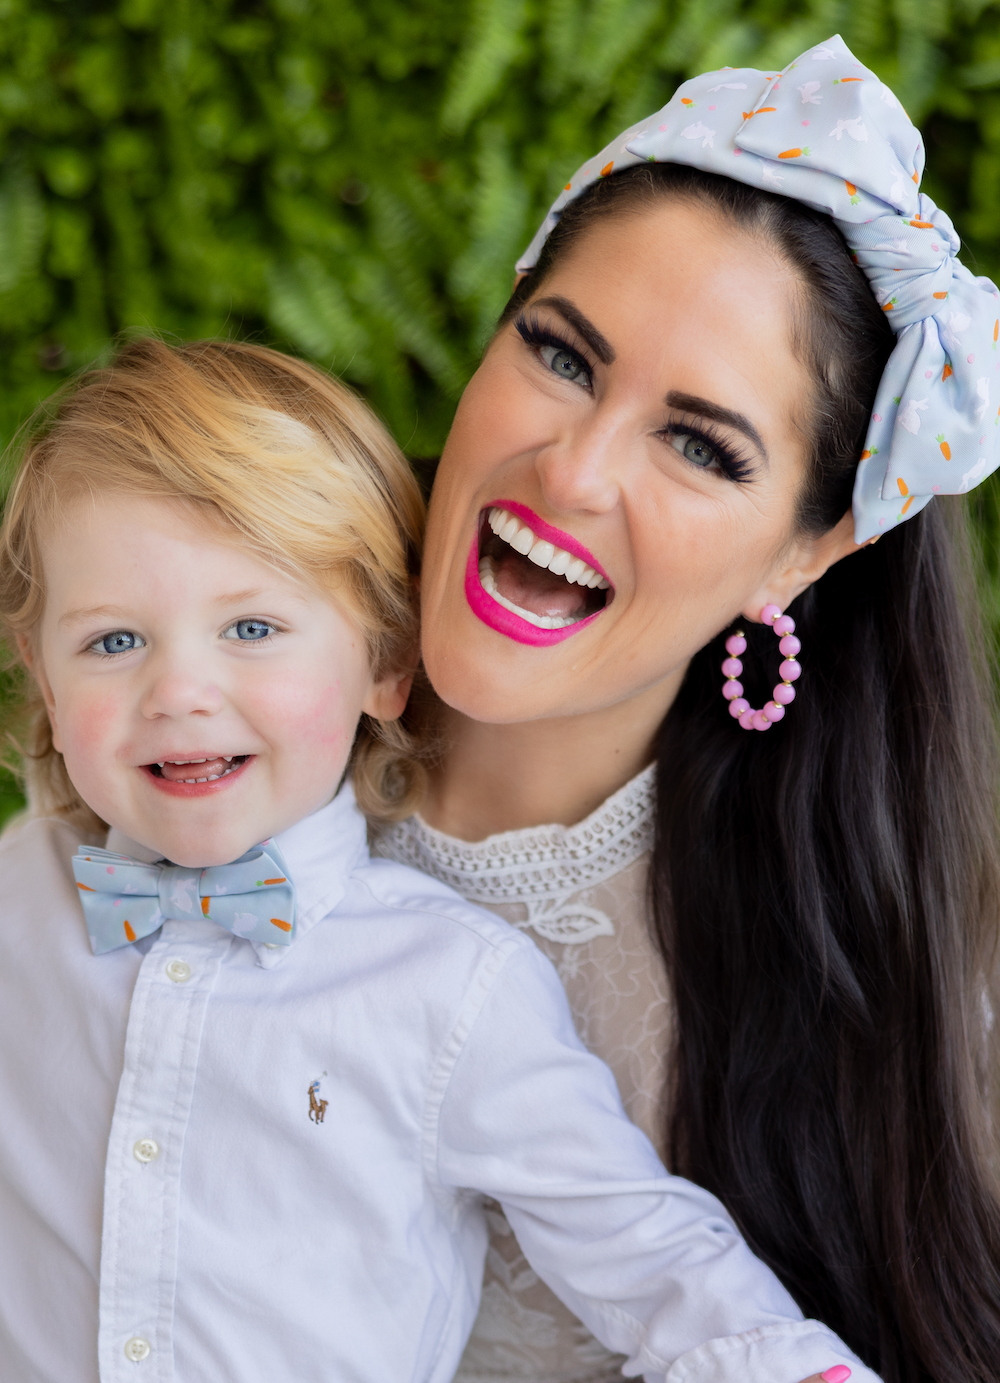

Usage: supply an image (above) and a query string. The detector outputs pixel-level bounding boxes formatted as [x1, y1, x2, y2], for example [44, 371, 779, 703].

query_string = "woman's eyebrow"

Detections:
[666, 390, 769, 463]
[530, 295, 616, 365]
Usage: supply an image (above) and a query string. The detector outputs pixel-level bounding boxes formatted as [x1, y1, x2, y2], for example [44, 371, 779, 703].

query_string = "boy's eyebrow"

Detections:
[59, 605, 131, 628]
[60, 590, 308, 628]
[211, 588, 309, 608]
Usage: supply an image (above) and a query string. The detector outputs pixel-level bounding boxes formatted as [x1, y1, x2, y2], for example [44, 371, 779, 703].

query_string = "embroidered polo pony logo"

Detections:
[308, 1080, 328, 1124]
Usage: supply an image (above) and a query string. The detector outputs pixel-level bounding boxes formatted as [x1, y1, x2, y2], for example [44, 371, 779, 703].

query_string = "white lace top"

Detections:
[375, 765, 671, 1383]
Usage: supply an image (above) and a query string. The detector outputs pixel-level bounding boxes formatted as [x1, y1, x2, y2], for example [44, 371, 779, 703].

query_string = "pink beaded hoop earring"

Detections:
[721, 603, 802, 733]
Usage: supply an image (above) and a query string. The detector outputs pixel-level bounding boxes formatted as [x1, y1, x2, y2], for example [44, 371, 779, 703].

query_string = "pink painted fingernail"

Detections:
[822, 1368, 851, 1383]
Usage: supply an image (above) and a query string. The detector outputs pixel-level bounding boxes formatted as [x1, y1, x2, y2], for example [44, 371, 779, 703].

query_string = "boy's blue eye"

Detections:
[90, 631, 144, 656]
[227, 620, 274, 642]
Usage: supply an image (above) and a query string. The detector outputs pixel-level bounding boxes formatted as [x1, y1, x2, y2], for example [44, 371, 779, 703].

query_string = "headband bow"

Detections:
[517, 34, 1000, 542]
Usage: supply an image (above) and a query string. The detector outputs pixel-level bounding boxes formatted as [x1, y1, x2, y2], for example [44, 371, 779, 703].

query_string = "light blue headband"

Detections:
[517, 35, 1000, 543]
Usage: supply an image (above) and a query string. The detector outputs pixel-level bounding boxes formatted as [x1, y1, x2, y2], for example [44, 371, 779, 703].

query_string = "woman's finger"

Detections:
[798, 1369, 852, 1383]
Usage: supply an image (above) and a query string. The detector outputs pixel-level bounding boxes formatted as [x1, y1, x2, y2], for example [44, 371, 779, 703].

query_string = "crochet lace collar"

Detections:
[379, 764, 656, 945]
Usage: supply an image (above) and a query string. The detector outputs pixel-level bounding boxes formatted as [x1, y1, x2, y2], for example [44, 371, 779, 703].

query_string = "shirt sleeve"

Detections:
[432, 940, 881, 1383]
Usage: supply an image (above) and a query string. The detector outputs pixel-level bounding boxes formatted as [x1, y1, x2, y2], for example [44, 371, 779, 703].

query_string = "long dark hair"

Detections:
[505, 164, 1000, 1380]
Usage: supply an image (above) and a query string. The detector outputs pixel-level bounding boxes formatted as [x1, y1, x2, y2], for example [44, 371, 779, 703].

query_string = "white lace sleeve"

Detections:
[375, 767, 672, 1383]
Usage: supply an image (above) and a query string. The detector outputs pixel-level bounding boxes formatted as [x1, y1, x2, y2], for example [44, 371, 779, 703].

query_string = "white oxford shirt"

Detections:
[0, 786, 877, 1383]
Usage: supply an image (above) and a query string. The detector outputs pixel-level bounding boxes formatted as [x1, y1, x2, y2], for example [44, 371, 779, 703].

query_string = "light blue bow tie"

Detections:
[73, 841, 296, 955]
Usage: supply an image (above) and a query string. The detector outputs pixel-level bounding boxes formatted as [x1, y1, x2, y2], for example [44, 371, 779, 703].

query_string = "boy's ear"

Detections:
[363, 667, 415, 723]
[740, 511, 873, 622]
[16, 633, 35, 676]
[362, 640, 420, 723]
[16, 633, 61, 748]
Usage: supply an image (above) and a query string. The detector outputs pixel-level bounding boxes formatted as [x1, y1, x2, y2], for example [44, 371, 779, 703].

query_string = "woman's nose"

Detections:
[532, 414, 624, 516]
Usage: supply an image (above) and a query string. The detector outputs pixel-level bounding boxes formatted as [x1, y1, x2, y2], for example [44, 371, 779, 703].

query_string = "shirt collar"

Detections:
[105, 781, 370, 967]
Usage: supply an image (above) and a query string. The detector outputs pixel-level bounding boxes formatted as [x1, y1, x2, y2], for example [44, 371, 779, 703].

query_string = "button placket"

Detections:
[98, 924, 230, 1380]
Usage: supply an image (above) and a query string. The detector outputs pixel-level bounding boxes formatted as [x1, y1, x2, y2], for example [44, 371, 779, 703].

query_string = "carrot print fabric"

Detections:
[517, 35, 1000, 543]
[72, 842, 296, 952]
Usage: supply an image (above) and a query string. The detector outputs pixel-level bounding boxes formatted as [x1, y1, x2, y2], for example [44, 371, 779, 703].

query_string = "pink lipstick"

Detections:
[464, 500, 612, 647]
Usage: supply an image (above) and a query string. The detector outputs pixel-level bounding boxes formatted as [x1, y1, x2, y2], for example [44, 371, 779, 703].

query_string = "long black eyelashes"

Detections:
[659, 420, 756, 485]
[514, 312, 756, 484]
[513, 312, 596, 380]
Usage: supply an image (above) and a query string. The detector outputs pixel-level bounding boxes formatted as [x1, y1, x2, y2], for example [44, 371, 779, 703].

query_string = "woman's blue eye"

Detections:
[539, 344, 588, 384]
[91, 631, 144, 656]
[672, 433, 720, 469]
[227, 620, 273, 641]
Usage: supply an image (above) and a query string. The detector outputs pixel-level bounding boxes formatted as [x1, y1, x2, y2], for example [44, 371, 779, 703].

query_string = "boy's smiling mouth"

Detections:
[465, 499, 613, 646]
[146, 755, 251, 786]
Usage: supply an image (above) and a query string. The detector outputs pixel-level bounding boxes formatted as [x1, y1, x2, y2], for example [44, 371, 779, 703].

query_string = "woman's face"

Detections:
[421, 198, 831, 725]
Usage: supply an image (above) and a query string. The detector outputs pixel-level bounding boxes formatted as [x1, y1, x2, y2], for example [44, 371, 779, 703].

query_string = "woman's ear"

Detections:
[742, 511, 872, 621]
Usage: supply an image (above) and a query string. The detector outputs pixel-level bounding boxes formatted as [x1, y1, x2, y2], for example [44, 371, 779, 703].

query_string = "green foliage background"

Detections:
[1, 0, 1000, 821]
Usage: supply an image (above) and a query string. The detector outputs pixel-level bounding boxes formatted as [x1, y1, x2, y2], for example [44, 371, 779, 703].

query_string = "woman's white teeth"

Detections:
[528, 539, 555, 568]
[486, 508, 610, 589]
[479, 557, 582, 629]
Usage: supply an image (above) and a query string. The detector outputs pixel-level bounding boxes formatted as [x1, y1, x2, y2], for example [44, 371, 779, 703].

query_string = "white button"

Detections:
[263, 943, 280, 950]
[165, 959, 191, 983]
[133, 1138, 159, 1164]
[124, 1337, 151, 1362]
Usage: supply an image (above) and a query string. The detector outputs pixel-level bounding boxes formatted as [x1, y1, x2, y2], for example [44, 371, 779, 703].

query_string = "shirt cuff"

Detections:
[626, 1320, 881, 1383]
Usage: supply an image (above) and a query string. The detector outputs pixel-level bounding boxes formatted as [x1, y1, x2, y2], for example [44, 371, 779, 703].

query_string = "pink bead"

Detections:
[772, 614, 795, 636]
[779, 659, 801, 682]
[729, 697, 749, 718]
[725, 634, 747, 656]
[753, 711, 772, 731]
[773, 682, 796, 705]
[721, 657, 743, 678]
[739, 708, 756, 730]
[763, 701, 785, 722]
[722, 679, 744, 700]
[761, 603, 782, 625]
[778, 634, 801, 657]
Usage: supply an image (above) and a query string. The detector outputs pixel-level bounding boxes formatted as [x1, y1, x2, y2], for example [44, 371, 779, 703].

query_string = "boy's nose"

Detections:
[140, 669, 225, 720]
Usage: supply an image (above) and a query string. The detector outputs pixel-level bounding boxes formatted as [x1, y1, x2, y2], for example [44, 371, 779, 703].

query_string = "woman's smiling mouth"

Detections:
[465, 499, 613, 646]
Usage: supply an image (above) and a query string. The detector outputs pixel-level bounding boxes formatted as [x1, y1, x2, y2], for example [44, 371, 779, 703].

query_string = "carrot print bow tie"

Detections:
[72, 842, 296, 954]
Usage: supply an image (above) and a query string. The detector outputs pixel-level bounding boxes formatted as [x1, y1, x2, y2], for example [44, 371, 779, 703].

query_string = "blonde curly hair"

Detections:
[0, 337, 428, 835]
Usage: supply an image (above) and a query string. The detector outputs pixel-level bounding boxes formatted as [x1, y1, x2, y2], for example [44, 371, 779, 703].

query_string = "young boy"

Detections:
[0, 338, 865, 1383]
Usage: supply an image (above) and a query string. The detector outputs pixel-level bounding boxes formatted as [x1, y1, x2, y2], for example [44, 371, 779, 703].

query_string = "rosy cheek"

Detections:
[246, 676, 357, 751]
[56, 690, 122, 757]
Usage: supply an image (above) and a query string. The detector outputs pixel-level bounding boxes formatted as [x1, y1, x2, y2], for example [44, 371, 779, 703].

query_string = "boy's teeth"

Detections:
[485, 508, 610, 589]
